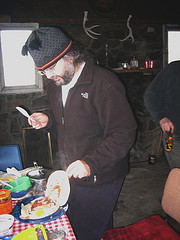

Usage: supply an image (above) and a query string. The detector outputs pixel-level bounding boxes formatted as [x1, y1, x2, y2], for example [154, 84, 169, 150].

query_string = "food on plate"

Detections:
[45, 170, 70, 206]
[20, 196, 60, 219]
[45, 184, 61, 205]
[20, 170, 70, 220]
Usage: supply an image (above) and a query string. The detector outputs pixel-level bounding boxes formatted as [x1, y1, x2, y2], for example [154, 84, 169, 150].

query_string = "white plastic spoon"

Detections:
[16, 106, 35, 122]
[0, 179, 13, 189]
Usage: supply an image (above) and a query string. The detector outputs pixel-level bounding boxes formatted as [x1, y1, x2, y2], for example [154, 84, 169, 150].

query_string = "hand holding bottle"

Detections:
[160, 117, 174, 134]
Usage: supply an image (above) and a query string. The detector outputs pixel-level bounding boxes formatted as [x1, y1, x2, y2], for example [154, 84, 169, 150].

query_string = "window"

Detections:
[163, 24, 180, 67]
[0, 23, 43, 94]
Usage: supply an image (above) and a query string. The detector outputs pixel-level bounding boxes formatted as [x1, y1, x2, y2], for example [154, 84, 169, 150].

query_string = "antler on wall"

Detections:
[120, 15, 134, 43]
[83, 11, 101, 40]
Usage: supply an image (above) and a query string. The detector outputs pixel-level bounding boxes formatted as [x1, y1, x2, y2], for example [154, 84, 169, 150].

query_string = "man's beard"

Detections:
[51, 61, 75, 86]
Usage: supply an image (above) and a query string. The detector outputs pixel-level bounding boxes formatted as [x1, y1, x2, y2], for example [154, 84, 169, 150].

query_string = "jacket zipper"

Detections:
[62, 116, 65, 125]
[60, 88, 66, 160]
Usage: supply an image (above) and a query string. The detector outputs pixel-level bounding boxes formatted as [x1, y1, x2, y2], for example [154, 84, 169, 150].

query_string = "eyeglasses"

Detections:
[37, 62, 58, 76]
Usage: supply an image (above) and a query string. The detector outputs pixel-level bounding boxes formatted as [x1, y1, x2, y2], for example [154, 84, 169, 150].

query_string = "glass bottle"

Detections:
[165, 132, 173, 152]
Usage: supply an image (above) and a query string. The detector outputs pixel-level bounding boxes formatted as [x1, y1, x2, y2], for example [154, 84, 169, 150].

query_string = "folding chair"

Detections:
[102, 168, 180, 240]
[0, 145, 23, 172]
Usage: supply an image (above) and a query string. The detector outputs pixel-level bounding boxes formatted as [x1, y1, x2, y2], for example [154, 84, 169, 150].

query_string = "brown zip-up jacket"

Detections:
[46, 58, 137, 186]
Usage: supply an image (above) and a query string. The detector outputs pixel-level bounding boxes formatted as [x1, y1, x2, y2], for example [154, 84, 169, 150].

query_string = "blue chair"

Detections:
[0, 145, 23, 172]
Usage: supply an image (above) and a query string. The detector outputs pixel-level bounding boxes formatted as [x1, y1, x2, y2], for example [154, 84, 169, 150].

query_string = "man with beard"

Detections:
[22, 27, 137, 240]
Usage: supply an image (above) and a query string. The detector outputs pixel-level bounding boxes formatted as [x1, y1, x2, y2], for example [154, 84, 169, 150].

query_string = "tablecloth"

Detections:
[12, 200, 76, 240]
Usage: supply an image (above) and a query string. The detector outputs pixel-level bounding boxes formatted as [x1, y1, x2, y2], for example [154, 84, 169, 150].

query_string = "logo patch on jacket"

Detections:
[81, 92, 88, 99]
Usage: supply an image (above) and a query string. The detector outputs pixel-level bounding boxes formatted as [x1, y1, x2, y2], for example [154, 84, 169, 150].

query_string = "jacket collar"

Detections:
[75, 57, 94, 86]
[48, 57, 95, 90]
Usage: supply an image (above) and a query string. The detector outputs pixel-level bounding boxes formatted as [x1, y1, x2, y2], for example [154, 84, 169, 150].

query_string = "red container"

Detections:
[145, 61, 149, 68]
[0, 189, 12, 214]
[149, 60, 154, 68]
[145, 60, 154, 68]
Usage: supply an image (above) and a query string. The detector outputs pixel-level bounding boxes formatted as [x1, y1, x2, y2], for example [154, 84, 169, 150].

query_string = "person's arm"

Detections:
[79, 82, 136, 177]
[28, 112, 49, 129]
[66, 82, 136, 179]
[66, 160, 90, 179]
[144, 64, 175, 133]
[144, 70, 167, 123]
[28, 110, 56, 131]
[159, 117, 174, 133]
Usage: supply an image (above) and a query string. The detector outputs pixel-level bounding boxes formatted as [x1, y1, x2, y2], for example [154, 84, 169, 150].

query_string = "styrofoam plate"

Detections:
[45, 170, 70, 206]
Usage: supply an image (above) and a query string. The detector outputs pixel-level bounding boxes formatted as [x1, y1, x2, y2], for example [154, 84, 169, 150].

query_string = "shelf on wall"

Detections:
[112, 68, 162, 73]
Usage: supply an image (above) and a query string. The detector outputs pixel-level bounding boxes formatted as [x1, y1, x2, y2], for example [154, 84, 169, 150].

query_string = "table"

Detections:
[12, 200, 76, 240]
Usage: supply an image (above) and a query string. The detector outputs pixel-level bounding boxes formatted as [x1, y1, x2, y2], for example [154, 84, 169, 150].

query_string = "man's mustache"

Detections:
[50, 75, 63, 80]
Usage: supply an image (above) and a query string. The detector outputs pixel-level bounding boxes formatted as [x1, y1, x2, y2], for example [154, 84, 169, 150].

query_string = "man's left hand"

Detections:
[66, 160, 91, 179]
[159, 117, 174, 134]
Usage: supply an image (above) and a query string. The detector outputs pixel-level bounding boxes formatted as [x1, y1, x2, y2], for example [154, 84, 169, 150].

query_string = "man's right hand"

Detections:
[159, 117, 174, 134]
[28, 113, 49, 129]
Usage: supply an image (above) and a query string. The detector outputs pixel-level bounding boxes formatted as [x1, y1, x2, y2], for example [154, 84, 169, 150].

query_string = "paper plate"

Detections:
[0, 214, 14, 237]
[45, 170, 70, 206]
[12, 195, 68, 224]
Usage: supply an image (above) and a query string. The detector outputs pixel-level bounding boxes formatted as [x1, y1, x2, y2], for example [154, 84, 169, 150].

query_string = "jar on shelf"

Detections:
[0, 189, 12, 214]
[130, 56, 138, 69]
[122, 61, 129, 69]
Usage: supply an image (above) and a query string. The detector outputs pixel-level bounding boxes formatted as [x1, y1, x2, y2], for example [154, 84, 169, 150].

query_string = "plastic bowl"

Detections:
[10, 187, 30, 198]
[5, 176, 31, 192]
[0, 214, 14, 237]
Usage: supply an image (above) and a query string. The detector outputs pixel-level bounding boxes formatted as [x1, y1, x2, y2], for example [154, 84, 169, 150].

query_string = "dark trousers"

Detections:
[68, 178, 124, 240]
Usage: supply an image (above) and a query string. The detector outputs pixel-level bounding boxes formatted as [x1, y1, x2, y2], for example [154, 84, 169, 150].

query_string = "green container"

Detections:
[5, 176, 31, 192]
